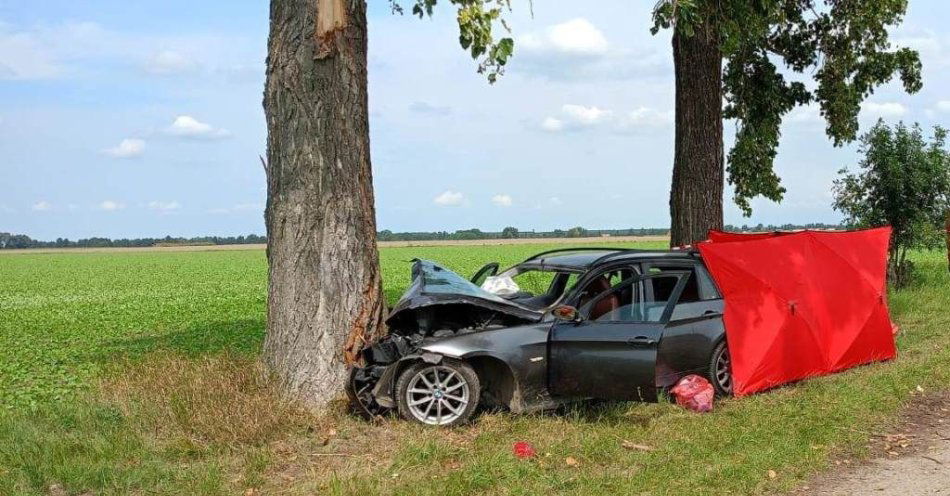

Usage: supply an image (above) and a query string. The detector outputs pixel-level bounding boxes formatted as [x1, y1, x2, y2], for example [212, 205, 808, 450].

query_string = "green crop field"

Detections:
[0, 241, 948, 495]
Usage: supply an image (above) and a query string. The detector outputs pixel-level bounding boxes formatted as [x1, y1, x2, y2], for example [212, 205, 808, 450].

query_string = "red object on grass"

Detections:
[670, 374, 714, 412]
[698, 228, 897, 396]
[513, 441, 536, 459]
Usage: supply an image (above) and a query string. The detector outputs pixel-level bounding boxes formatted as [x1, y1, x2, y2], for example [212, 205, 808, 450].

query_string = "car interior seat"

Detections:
[580, 276, 619, 320]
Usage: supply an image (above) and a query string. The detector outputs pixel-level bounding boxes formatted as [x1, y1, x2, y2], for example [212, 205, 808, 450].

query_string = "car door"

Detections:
[548, 270, 689, 402]
[640, 261, 727, 388]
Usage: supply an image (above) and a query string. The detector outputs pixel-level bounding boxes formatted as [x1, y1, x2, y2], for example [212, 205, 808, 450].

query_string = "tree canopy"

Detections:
[652, 0, 922, 214]
[403, 0, 923, 218]
[833, 120, 950, 285]
[392, 0, 515, 82]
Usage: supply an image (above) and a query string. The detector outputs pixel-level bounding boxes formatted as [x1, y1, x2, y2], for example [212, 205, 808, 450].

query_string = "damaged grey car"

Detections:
[346, 248, 732, 427]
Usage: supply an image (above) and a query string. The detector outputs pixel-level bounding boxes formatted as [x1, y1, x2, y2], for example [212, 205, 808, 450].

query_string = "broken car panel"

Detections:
[346, 248, 730, 426]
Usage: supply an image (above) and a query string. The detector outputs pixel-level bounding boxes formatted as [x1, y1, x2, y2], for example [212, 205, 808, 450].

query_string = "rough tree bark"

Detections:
[669, 27, 724, 247]
[262, 0, 386, 409]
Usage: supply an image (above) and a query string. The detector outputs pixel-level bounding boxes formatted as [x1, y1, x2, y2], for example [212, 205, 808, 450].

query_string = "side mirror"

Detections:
[552, 305, 581, 322]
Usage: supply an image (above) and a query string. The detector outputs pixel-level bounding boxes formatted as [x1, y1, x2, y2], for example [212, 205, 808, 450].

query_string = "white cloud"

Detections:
[146, 49, 197, 75]
[103, 138, 145, 158]
[935, 100, 950, 112]
[787, 104, 822, 124]
[892, 29, 946, 66]
[491, 194, 513, 207]
[208, 202, 263, 214]
[0, 21, 115, 80]
[862, 101, 907, 118]
[542, 104, 672, 134]
[520, 18, 609, 57]
[513, 18, 667, 81]
[541, 104, 611, 132]
[98, 200, 125, 211]
[148, 200, 181, 212]
[433, 190, 465, 206]
[408, 101, 451, 116]
[32, 200, 52, 211]
[541, 117, 564, 132]
[166, 115, 231, 139]
[0, 20, 260, 84]
[0, 23, 63, 80]
[562, 104, 611, 125]
[616, 107, 674, 131]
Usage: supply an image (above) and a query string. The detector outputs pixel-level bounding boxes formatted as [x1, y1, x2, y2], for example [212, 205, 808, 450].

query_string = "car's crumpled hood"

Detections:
[385, 259, 542, 330]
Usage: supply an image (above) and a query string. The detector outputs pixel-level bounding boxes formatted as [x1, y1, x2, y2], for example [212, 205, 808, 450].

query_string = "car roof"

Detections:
[518, 247, 698, 271]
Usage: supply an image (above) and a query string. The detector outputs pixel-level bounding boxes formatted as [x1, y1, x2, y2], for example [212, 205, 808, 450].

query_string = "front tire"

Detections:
[395, 359, 480, 427]
[709, 341, 733, 396]
[346, 366, 391, 420]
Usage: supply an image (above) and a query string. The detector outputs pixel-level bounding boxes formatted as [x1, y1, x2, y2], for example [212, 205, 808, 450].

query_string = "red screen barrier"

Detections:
[697, 228, 896, 396]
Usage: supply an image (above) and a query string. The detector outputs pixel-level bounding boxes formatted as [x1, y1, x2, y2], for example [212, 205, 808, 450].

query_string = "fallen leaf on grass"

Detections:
[565, 456, 580, 467]
[621, 441, 655, 452]
[767, 470, 777, 479]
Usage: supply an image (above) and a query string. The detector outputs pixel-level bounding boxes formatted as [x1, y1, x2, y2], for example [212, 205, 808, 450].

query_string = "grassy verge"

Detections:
[0, 244, 947, 495]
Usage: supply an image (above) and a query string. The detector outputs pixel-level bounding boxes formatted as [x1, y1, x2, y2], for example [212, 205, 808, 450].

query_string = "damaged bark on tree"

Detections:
[263, 0, 386, 409]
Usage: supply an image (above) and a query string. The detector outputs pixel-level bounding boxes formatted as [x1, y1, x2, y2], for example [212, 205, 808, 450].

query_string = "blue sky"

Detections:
[2, 1, 950, 240]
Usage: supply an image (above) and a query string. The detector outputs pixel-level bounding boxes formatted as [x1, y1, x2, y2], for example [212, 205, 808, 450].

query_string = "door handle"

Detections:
[627, 336, 656, 346]
[703, 310, 721, 316]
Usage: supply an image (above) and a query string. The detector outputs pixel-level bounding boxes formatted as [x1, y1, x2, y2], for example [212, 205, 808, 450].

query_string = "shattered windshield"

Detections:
[414, 260, 513, 304]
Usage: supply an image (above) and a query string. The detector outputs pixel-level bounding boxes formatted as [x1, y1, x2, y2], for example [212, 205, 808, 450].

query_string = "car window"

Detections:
[575, 267, 637, 320]
[495, 269, 581, 310]
[585, 273, 685, 323]
[510, 269, 580, 297]
[511, 269, 556, 295]
[646, 263, 720, 301]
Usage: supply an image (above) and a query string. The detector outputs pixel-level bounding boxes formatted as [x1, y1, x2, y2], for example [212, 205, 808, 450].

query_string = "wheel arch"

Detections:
[465, 354, 520, 412]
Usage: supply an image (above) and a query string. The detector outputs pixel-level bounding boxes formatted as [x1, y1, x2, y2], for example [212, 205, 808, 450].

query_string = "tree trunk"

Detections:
[669, 28, 724, 247]
[262, 0, 386, 409]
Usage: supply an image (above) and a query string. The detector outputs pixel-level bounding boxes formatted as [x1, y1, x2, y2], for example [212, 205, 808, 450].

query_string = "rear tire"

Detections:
[709, 341, 733, 397]
[395, 359, 480, 427]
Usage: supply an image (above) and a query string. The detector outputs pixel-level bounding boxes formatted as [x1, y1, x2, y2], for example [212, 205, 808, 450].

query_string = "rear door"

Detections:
[548, 271, 688, 401]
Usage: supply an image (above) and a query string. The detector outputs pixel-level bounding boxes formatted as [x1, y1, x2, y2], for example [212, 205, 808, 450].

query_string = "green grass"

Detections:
[0, 242, 947, 495]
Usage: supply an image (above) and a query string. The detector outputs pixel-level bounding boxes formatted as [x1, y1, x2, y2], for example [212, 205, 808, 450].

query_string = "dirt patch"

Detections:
[793, 390, 950, 495]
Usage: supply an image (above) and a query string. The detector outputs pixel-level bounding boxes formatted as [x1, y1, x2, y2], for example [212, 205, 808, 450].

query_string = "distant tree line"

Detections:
[721, 222, 845, 233]
[1, 223, 849, 250]
[376, 227, 672, 242]
[0, 233, 266, 249]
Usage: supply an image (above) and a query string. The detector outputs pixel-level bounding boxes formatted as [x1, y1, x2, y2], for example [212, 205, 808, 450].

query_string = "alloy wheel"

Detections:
[715, 348, 733, 394]
[405, 365, 471, 425]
